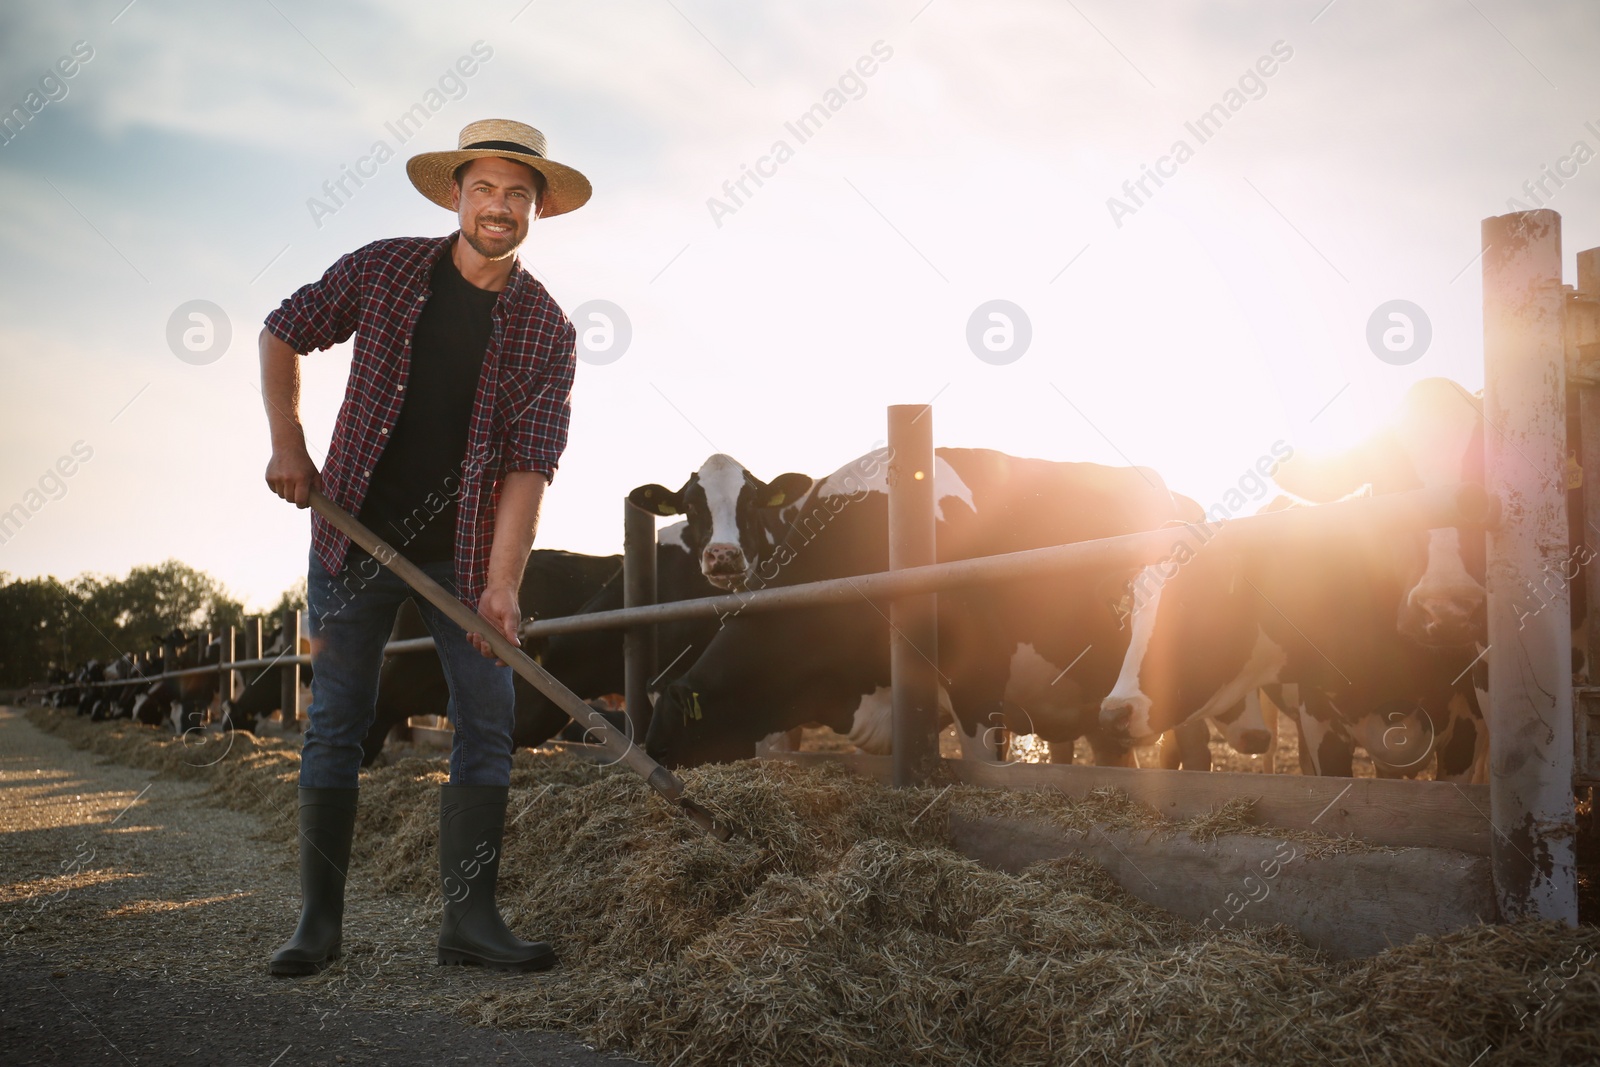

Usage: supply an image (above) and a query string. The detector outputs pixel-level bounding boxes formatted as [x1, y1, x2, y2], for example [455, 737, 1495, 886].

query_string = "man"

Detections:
[258, 119, 588, 976]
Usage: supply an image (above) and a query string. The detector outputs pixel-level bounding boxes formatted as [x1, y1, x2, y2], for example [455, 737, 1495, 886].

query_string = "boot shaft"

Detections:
[297, 787, 359, 901]
[439, 784, 509, 914]
[269, 787, 358, 976]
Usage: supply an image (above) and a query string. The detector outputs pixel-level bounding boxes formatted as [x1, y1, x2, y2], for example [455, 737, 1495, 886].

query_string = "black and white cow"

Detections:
[90, 653, 140, 721]
[517, 521, 726, 724]
[1274, 377, 1495, 779]
[74, 659, 104, 716]
[359, 549, 625, 763]
[1271, 377, 1488, 650]
[1099, 379, 1491, 781]
[646, 447, 1191, 767]
[172, 632, 223, 735]
[1099, 497, 1485, 780]
[217, 625, 295, 734]
[43, 667, 69, 706]
[129, 641, 174, 726]
[628, 454, 813, 590]
[358, 535, 725, 763]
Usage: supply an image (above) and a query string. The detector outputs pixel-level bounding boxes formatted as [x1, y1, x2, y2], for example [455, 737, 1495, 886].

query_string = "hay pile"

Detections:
[23, 708, 1600, 1066]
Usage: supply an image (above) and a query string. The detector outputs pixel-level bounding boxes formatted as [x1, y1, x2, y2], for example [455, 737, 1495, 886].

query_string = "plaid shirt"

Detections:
[265, 234, 575, 606]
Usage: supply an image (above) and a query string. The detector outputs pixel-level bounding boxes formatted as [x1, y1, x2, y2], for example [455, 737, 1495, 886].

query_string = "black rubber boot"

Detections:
[437, 784, 555, 971]
[268, 787, 359, 977]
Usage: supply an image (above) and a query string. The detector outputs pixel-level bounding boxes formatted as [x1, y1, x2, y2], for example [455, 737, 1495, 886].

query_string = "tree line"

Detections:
[0, 560, 305, 687]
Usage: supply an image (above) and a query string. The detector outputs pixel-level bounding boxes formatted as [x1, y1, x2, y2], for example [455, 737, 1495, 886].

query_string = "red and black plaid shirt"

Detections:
[264, 234, 575, 607]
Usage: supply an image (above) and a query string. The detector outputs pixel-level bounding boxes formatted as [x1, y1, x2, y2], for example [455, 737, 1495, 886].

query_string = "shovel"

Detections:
[309, 488, 732, 841]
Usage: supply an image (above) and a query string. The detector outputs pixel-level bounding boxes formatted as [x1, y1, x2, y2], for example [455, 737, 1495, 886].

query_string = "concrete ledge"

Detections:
[948, 813, 1495, 959]
[768, 751, 1493, 856]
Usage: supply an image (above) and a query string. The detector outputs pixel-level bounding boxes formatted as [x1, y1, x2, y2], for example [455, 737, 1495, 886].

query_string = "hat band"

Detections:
[462, 139, 545, 158]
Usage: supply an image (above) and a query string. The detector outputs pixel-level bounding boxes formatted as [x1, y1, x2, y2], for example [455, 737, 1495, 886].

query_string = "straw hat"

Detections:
[406, 119, 591, 218]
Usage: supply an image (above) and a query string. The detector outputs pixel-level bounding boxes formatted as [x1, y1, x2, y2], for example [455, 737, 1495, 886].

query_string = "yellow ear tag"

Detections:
[658, 503, 675, 515]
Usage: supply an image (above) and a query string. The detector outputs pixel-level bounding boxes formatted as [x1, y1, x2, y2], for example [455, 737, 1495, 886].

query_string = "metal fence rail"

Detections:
[38, 481, 1492, 695]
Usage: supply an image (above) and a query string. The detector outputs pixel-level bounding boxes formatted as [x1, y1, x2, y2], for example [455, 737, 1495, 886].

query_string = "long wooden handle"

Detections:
[308, 489, 731, 841]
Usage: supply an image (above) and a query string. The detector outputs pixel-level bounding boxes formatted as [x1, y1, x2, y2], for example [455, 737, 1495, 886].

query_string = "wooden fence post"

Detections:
[1482, 208, 1578, 923]
[1572, 247, 1600, 688]
[623, 500, 658, 743]
[888, 404, 940, 786]
[221, 625, 236, 711]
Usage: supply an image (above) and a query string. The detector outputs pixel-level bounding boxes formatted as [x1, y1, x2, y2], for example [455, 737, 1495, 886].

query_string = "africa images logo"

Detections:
[1105, 40, 1294, 228]
[0, 40, 94, 148]
[305, 41, 495, 229]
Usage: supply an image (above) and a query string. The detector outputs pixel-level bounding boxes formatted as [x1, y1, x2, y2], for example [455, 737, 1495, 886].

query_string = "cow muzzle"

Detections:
[700, 543, 748, 589]
[1098, 695, 1154, 744]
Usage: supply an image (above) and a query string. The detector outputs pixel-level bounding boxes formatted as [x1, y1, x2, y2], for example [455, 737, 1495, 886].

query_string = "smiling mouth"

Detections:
[478, 218, 515, 237]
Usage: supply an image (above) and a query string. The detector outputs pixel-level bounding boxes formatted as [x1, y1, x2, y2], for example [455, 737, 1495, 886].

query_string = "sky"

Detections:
[1, 0, 1598, 610]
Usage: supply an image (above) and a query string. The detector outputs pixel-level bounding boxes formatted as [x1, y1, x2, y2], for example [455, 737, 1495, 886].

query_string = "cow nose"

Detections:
[701, 542, 746, 575]
[1236, 729, 1271, 755]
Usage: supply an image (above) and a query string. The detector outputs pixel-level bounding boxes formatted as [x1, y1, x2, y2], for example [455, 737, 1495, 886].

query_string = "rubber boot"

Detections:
[268, 787, 359, 976]
[437, 784, 555, 971]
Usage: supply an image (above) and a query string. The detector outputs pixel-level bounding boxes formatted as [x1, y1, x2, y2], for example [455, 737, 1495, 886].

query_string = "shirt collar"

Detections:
[437, 231, 531, 302]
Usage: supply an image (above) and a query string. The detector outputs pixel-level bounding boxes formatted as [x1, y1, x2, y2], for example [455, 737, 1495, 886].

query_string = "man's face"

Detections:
[451, 156, 541, 261]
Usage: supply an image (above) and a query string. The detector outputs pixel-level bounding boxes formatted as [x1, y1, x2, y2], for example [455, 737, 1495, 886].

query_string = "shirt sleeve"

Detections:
[503, 318, 576, 483]
[262, 245, 366, 354]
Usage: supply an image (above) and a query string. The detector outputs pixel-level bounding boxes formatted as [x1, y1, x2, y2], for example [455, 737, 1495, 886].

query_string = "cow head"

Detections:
[629, 454, 813, 590]
[1276, 378, 1485, 650]
[1098, 544, 1262, 747]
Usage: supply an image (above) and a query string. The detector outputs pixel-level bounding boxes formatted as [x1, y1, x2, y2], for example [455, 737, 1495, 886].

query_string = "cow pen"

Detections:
[32, 210, 1600, 947]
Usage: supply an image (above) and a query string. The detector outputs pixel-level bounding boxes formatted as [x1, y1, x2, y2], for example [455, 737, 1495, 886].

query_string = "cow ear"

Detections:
[629, 483, 682, 516]
[758, 472, 813, 508]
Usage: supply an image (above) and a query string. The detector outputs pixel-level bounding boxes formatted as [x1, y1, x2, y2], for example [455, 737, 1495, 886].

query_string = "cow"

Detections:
[218, 625, 296, 734]
[89, 653, 139, 721]
[74, 659, 103, 716]
[627, 454, 813, 590]
[1098, 477, 1488, 781]
[355, 549, 621, 762]
[130, 640, 173, 726]
[510, 521, 725, 732]
[43, 667, 69, 707]
[1271, 377, 1489, 650]
[358, 542, 719, 765]
[1271, 377, 1495, 780]
[171, 631, 222, 735]
[646, 447, 1193, 768]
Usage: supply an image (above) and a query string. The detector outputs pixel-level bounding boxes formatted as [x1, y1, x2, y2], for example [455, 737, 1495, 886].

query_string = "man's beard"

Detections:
[461, 214, 526, 261]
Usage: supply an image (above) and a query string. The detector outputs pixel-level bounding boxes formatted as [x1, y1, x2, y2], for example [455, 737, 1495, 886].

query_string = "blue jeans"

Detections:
[300, 547, 515, 788]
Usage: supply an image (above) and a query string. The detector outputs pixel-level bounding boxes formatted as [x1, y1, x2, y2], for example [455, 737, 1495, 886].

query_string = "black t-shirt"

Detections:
[357, 247, 498, 564]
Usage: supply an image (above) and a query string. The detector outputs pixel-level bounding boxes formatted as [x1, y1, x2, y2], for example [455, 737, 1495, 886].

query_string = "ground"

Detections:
[0, 707, 648, 1067]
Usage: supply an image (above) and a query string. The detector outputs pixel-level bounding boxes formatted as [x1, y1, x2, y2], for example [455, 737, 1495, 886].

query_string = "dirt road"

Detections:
[0, 707, 647, 1067]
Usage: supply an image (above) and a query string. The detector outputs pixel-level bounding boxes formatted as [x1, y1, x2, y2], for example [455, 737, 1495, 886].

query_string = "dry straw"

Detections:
[26, 708, 1600, 1067]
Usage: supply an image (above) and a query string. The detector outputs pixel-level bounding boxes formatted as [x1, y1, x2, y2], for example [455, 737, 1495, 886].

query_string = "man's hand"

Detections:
[475, 471, 548, 664]
[471, 582, 522, 664]
[260, 327, 321, 507]
[265, 439, 324, 508]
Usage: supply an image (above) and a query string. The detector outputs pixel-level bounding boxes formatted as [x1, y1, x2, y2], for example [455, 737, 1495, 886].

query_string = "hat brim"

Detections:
[406, 150, 592, 218]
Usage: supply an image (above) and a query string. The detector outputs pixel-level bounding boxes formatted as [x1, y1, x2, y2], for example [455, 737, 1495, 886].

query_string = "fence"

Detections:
[32, 211, 1600, 925]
